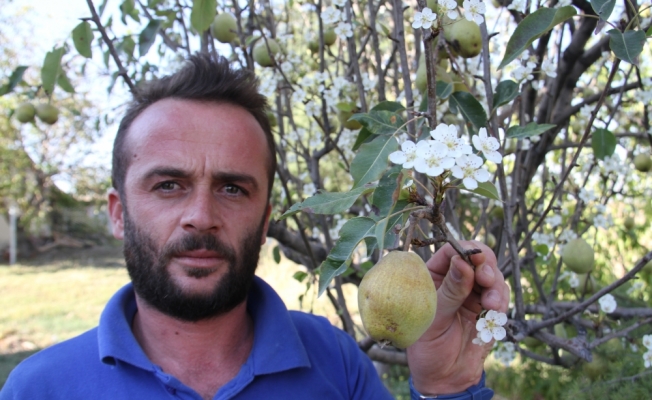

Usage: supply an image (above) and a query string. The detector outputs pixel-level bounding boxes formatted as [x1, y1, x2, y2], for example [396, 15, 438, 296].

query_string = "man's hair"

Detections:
[112, 53, 276, 198]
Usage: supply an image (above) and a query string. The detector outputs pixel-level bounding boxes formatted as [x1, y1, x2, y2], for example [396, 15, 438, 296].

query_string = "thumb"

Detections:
[432, 255, 477, 330]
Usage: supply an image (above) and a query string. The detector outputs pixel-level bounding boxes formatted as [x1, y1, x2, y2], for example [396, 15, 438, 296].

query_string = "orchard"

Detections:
[3, 0, 652, 396]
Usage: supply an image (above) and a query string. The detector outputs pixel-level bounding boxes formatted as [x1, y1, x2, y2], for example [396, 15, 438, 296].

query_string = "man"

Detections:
[1, 54, 508, 399]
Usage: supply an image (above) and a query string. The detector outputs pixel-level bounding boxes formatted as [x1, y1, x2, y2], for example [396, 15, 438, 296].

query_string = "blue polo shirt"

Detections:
[1, 277, 393, 399]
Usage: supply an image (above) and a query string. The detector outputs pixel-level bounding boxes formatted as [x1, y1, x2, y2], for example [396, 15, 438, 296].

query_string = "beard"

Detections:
[122, 210, 266, 322]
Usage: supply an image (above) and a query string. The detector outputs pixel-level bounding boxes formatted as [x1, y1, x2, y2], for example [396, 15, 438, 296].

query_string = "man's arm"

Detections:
[406, 241, 510, 397]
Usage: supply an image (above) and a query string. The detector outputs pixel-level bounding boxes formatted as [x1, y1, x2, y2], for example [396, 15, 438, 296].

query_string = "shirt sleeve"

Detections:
[331, 327, 395, 400]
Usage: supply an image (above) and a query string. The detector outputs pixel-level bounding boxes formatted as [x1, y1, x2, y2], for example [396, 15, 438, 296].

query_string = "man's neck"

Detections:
[132, 296, 254, 400]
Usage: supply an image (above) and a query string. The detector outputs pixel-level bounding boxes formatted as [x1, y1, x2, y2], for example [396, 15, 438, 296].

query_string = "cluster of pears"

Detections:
[14, 102, 59, 125]
[358, 251, 437, 349]
[210, 12, 279, 68]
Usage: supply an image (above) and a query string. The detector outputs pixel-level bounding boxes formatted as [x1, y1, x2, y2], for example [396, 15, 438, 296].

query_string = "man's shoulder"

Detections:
[286, 310, 360, 360]
[1, 329, 99, 398]
[10, 328, 99, 373]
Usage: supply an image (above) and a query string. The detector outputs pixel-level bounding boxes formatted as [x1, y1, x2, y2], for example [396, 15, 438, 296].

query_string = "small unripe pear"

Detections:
[633, 154, 652, 172]
[324, 28, 337, 46]
[253, 39, 280, 67]
[562, 238, 594, 274]
[15, 103, 36, 123]
[358, 251, 437, 349]
[211, 13, 238, 44]
[444, 18, 482, 58]
[484, 232, 496, 248]
[624, 216, 635, 230]
[35, 103, 59, 125]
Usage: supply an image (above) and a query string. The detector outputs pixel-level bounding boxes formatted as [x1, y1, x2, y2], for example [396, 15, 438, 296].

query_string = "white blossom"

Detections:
[507, 0, 527, 13]
[389, 140, 419, 169]
[322, 6, 342, 24]
[512, 61, 536, 81]
[644, 350, 652, 368]
[546, 214, 562, 227]
[541, 59, 557, 78]
[334, 22, 353, 39]
[599, 294, 617, 313]
[556, 0, 572, 6]
[412, 7, 437, 30]
[414, 140, 456, 177]
[304, 100, 321, 117]
[303, 183, 317, 197]
[579, 188, 596, 203]
[532, 232, 555, 248]
[472, 127, 503, 163]
[476, 310, 508, 343]
[493, 342, 517, 366]
[462, 0, 486, 25]
[594, 213, 613, 229]
[643, 334, 652, 350]
[568, 273, 580, 288]
[559, 229, 578, 243]
[430, 123, 472, 158]
[437, 0, 459, 19]
[452, 154, 491, 190]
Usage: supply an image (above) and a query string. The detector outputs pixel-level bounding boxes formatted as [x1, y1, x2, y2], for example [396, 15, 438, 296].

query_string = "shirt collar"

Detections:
[97, 276, 311, 375]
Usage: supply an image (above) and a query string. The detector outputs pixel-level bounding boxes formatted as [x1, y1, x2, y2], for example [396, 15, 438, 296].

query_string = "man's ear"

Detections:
[108, 188, 125, 240]
[260, 203, 272, 245]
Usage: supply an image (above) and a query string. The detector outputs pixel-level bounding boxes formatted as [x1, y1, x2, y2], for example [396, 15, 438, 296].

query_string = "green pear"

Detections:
[35, 103, 59, 125]
[443, 18, 482, 58]
[624, 216, 635, 230]
[562, 238, 594, 274]
[211, 13, 238, 44]
[323, 28, 337, 46]
[15, 103, 36, 123]
[253, 38, 280, 67]
[358, 251, 437, 349]
[633, 154, 652, 172]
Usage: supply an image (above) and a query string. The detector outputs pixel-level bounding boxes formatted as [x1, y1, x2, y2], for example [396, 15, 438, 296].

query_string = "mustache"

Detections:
[158, 233, 237, 264]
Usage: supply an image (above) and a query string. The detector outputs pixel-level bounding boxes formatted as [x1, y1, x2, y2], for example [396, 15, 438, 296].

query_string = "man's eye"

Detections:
[158, 182, 178, 191]
[224, 184, 242, 194]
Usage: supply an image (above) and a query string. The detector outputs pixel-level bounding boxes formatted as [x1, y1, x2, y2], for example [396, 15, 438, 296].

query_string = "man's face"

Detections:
[108, 99, 272, 321]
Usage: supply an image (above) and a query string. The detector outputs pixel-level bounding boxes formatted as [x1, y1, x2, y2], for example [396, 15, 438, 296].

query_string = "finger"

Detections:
[432, 255, 477, 329]
[426, 240, 487, 275]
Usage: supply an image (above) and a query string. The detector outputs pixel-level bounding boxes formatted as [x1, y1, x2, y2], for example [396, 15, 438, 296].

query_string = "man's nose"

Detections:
[180, 187, 221, 233]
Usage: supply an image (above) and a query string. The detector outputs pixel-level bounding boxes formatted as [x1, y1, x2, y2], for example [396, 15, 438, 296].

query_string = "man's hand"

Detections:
[406, 241, 510, 396]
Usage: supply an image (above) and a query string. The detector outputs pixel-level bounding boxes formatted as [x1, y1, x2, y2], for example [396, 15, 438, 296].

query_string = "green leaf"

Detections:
[0, 66, 28, 96]
[493, 80, 519, 109]
[121, 36, 136, 60]
[449, 92, 487, 129]
[591, 128, 616, 160]
[350, 135, 398, 188]
[273, 246, 281, 264]
[293, 271, 308, 282]
[436, 80, 454, 100]
[590, 0, 616, 20]
[57, 70, 75, 93]
[461, 181, 501, 201]
[371, 101, 405, 112]
[506, 122, 556, 138]
[608, 29, 646, 65]
[138, 19, 162, 57]
[72, 21, 94, 58]
[190, 0, 217, 33]
[349, 110, 406, 135]
[41, 47, 65, 96]
[279, 184, 375, 219]
[498, 7, 577, 69]
[370, 165, 402, 218]
[318, 217, 376, 295]
[647, 25, 652, 37]
[352, 127, 373, 151]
